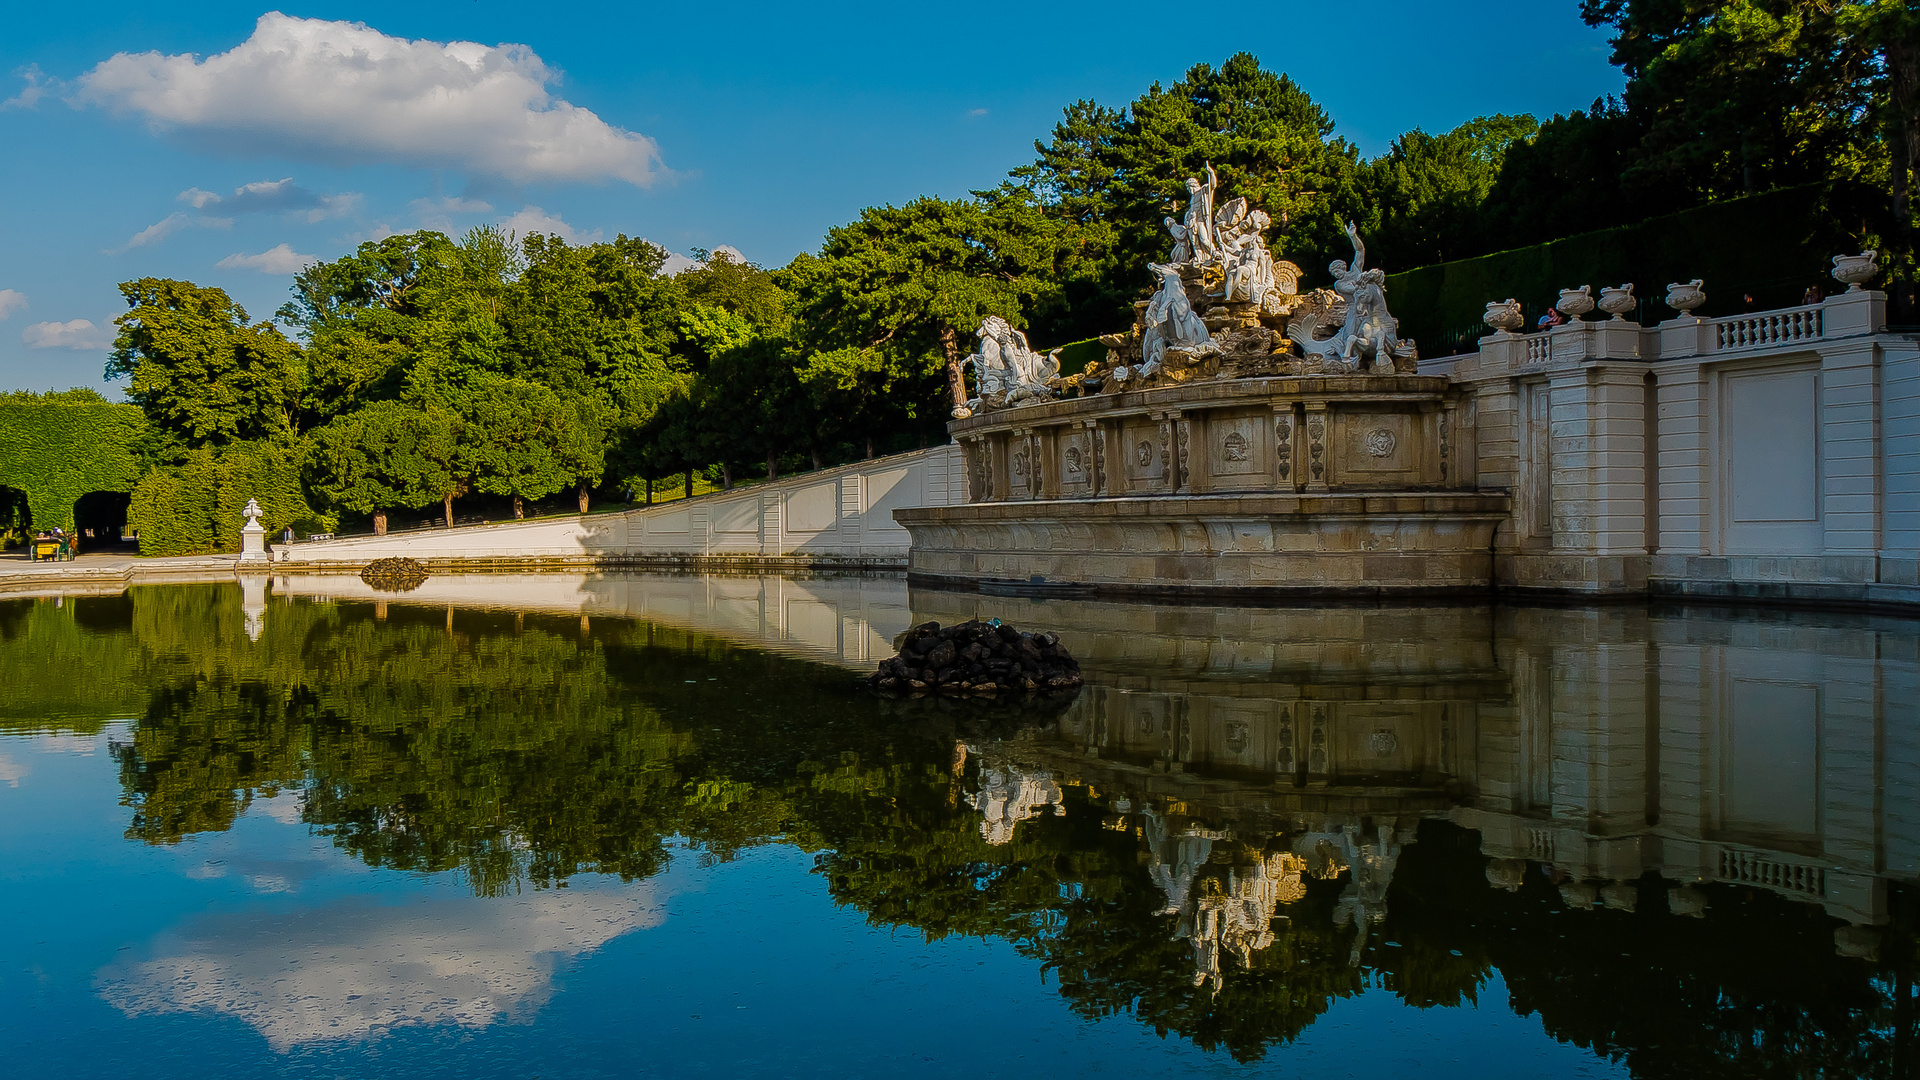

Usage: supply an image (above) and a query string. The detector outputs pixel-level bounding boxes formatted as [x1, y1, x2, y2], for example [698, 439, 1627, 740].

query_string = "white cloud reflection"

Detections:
[98, 887, 662, 1049]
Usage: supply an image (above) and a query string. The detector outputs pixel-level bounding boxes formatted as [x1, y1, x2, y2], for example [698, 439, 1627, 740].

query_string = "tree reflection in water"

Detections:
[4, 580, 1917, 1073]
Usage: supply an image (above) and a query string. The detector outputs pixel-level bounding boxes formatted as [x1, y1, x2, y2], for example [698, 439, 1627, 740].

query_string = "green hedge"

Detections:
[130, 442, 331, 556]
[1386, 183, 1880, 356]
[0, 391, 145, 532]
[1054, 337, 1106, 377]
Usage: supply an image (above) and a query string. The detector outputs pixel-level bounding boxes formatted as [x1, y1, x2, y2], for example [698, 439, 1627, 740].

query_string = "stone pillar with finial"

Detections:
[239, 497, 270, 565]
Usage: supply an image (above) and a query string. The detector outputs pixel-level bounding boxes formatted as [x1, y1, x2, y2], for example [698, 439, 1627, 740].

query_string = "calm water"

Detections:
[1, 572, 1916, 1078]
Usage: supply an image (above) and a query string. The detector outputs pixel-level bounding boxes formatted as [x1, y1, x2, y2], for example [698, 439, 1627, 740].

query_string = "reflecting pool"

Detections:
[2, 572, 1916, 1077]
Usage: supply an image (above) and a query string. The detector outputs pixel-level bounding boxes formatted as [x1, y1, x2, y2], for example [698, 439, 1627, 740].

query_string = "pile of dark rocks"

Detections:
[869, 619, 1082, 696]
[360, 557, 429, 592]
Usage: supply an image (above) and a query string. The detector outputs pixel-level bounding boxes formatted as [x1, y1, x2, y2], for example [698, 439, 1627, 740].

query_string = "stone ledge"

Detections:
[896, 491, 1511, 524]
[1649, 576, 1920, 613]
[950, 374, 1455, 433]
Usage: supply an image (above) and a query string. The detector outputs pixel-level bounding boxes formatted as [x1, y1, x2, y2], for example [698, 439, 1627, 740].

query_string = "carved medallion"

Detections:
[1225, 721, 1249, 755]
[1065, 445, 1084, 477]
[1012, 450, 1029, 479]
[1365, 428, 1397, 458]
[1369, 730, 1399, 757]
[1222, 430, 1250, 462]
[1136, 440, 1154, 469]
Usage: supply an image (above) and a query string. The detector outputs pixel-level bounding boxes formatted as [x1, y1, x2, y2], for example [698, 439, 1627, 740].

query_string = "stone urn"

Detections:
[1831, 250, 1879, 292]
[1597, 284, 1637, 322]
[1556, 285, 1594, 322]
[1664, 278, 1706, 315]
[1483, 298, 1524, 332]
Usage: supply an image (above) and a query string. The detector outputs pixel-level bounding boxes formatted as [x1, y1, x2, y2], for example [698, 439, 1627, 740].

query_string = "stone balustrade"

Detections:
[1714, 305, 1823, 350]
[1424, 285, 1920, 607]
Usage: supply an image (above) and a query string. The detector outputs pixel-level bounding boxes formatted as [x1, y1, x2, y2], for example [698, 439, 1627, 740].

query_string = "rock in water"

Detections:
[360, 557, 429, 592]
[868, 619, 1083, 697]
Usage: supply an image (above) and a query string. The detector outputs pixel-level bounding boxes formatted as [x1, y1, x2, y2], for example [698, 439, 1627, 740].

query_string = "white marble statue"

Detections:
[1164, 216, 1191, 264]
[1140, 262, 1215, 378]
[961, 315, 1060, 411]
[1219, 207, 1279, 310]
[1286, 222, 1412, 372]
[1180, 164, 1219, 262]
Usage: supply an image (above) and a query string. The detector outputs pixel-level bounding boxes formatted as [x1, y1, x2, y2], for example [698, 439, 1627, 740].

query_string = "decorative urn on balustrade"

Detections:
[1831, 250, 1880, 292]
[1597, 284, 1636, 321]
[1483, 298, 1524, 333]
[1664, 279, 1706, 315]
[1556, 285, 1594, 321]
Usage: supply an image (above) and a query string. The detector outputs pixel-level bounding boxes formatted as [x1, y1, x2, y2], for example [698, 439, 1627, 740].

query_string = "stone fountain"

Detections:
[895, 166, 1508, 599]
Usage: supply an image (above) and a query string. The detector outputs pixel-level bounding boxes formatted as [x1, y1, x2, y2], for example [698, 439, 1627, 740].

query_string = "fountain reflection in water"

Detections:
[3, 573, 1917, 1074]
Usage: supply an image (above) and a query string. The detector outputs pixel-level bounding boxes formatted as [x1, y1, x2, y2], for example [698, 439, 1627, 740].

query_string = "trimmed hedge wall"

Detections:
[0, 393, 145, 532]
[130, 442, 329, 556]
[1386, 183, 1879, 356]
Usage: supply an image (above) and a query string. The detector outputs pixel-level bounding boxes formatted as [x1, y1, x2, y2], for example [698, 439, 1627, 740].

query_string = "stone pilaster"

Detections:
[1302, 403, 1329, 493]
[1273, 403, 1297, 492]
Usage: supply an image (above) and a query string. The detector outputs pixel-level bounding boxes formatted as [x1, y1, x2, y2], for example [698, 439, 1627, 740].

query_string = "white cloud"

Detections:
[658, 252, 699, 275]
[185, 177, 359, 222]
[98, 887, 663, 1049]
[2, 64, 51, 110]
[116, 212, 204, 252]
[967, 107, 989, 118]
[22, 319, 111, 350]
[218, 244, 319, 274]
[499, 205, 602, 245]
[116, 177, 357, 252]
[661, 244, 748, 276]
[0, 290, 26, 320]
[75, 13, 665, 186]
[411, 195, 496, 231]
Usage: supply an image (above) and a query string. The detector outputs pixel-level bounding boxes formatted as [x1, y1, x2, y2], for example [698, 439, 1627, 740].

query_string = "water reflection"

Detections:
[99, 886, 662, 1049]
[1, 575, 1916, 1073]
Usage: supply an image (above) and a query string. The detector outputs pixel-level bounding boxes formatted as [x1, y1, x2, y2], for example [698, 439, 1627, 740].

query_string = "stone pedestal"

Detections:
[239, 520, 269, 565]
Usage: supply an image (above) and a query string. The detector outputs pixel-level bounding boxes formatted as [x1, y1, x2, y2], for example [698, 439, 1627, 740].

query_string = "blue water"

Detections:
[0, 726, 1617, 1078]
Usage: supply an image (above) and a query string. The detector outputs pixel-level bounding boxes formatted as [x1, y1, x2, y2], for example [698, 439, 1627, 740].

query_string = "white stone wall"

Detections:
[1429, 289, 1920, 603]
[273, 444, 964, 569]
[269, 570, 913, 671]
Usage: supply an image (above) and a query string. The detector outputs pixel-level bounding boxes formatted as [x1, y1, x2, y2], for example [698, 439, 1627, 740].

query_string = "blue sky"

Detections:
[0, 1, 1623, 393]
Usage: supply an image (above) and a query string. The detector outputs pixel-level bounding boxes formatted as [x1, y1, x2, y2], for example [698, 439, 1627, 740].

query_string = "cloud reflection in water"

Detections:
[97, 887, 663, 1049]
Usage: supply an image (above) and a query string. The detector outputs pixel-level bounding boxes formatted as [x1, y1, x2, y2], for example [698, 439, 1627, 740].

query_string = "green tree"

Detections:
[449, 376, 605, 519]
[304, 401, 458, 535]
[107, 279, 304, 450]
[1362, 115, 1540, 265]
[787, 193, 1064, 420]
[1015, 53, 1367, 321]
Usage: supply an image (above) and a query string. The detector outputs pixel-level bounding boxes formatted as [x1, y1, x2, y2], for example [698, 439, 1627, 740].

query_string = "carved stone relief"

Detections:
[1307, 414, 1327, 484]
[1275, 413, 1293, 484]
[1175, 417, 1191, 489]
[1365, 429, 1397, 458]
[1222, 430, 1249, 462]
